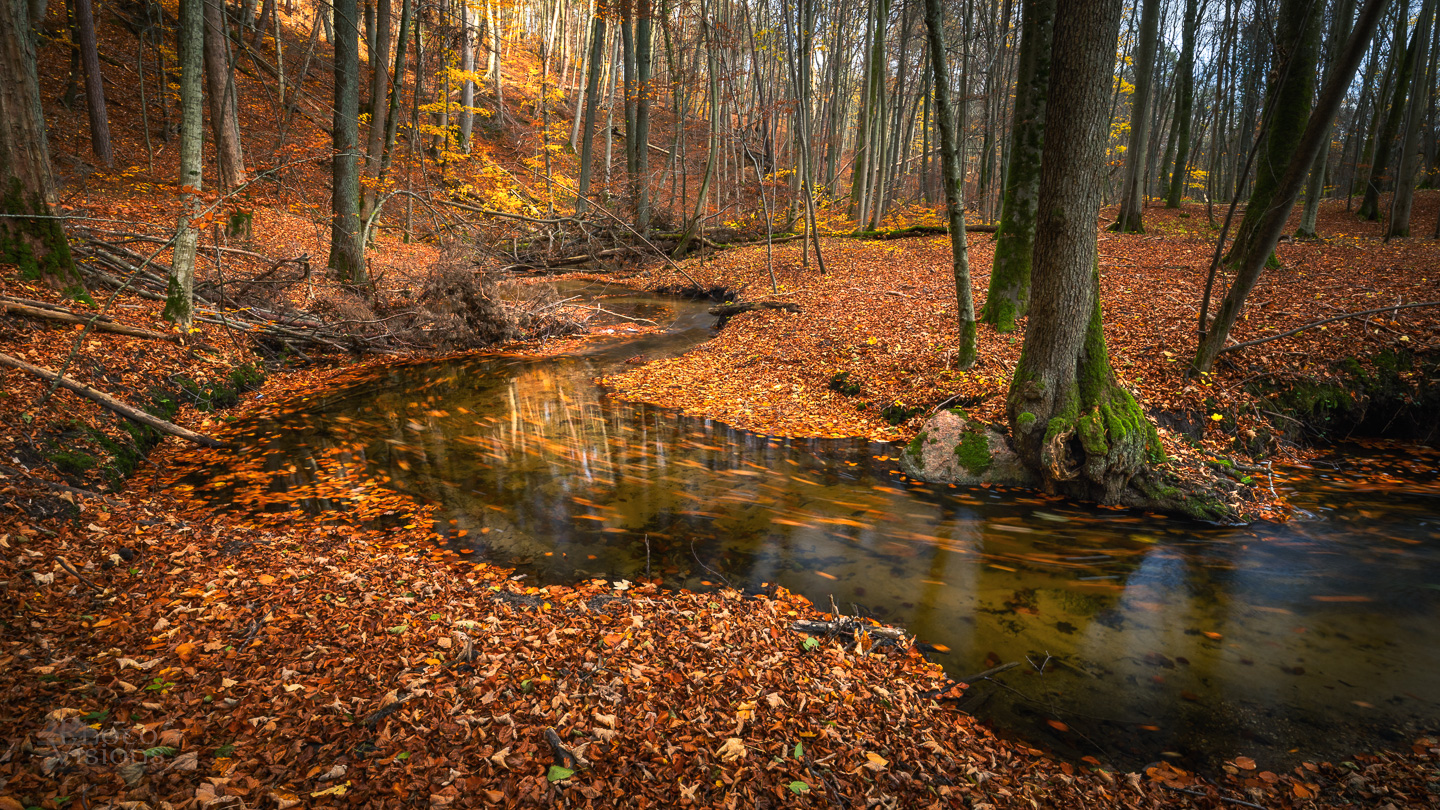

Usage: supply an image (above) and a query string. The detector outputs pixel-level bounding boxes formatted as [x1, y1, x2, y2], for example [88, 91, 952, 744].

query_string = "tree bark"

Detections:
[1113, 0, 1160, 232]
[1227, 0, 1323, 263]
[165, 0, 205, 332]
[1297, 0, 1358, 237]
[74, 0, 113, 167]
[1358, 15, 1417, 220]
[673, 5, 720, 257]
[922, 0, 976, 368]
[1164, 0, 1199, 208]
[203, 0, 247, 189]
[0, 0, 77, 284]
[1006, 0, 1158, 505]
[575, 14, 606, 215]
[1386, 0, 1435, 237]
[1194, 0, 1390, 372]
[983, 0, 1055, 332]
[634, 0, 653, 228]
[328, 0, 366, 283]
[458, 0, 475, 151]
[365, 0, 392, 168]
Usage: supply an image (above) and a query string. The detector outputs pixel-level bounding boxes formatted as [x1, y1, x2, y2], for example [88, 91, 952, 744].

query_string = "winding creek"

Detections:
[182, 282, 1440, 771]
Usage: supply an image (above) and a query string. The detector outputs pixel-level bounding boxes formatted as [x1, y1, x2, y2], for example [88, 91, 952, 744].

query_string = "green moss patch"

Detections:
[953, 429, 993, 475]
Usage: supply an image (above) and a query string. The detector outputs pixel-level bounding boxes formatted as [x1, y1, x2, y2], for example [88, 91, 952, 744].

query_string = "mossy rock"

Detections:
[899, 409, 1035, 488]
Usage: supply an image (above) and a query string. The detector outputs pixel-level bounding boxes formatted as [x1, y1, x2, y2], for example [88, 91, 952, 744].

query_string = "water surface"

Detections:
[181, 282, 1440, 770]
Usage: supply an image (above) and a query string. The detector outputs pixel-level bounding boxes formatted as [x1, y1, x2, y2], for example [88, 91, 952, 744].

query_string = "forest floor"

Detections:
[4, 1, 1439, 806]
[602, 195, 1440, 521]
[4, 194, 1440, 808]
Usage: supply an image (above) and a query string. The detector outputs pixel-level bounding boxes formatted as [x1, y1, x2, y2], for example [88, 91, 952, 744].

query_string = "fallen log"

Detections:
[1, 300, 179, 342]
[789, 618, 907, 641]
[709, 301, 802, 318]
[0, 352, 224, 448]
[841, 223, 999, 239]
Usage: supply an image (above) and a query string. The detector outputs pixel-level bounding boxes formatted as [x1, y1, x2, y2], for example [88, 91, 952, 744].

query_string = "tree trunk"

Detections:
[1113, 0, 1159, 232]
[328, 0, 366, 283]
[634, 0, 653, 229]
[203, 0, 247, 189]
[1164, 0, 1198, 207]
[365, 0, 392, 169]
[1007, 0, 1161, 506]
[165, 0, 205, 331]
[922, 0, 977, 368]
[369, 0, 409, 217]
[74, 0, 113, 167]
[982, 0, 1055, 332]
[1297, 0, 1358, 237]
[1227, 0, 1323, 263]
[1194, 0, 1389, 372]
[1386, 0, 1436, 237]
[673, 5, 720, 257]
[620, 0, 637, 185]
[575, 14, 606, 214]
[1358, 17, 1417, 220]
[458, 0, 475, 151]
[1, 0, 77, 283]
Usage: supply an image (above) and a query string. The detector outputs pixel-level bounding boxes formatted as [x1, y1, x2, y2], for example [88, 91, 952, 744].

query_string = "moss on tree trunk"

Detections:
[982, 0, 1055, 332]
[1, 178, 76, 285]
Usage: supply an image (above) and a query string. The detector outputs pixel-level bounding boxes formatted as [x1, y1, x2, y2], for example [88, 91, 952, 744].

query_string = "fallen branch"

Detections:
[841, 224, 999, 239]
[0, 352, 224, 448]
[789, 618, 907, 641]
[56, 557, 102, 593]
[1219, 300, 1440, 354]
[543, 727, 591, 771]
[1, 300, 180, 342]
[958, 661, 1020, 683]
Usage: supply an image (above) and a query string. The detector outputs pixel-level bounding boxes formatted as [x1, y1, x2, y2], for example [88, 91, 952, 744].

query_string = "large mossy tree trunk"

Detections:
[1226, 0, 1322, 263]
[327, 0, 366, 283]
[1357, 16, 1417, 221]
[165, 0, 205, 331]
[1005, 0, 1160, 505]
[982, 0, 1055, 333]
[1112, 0, 1160, 233]
[1164, 0, 1199, 208]
[0, 0, 77, 285]
[921, 0, 976, 368]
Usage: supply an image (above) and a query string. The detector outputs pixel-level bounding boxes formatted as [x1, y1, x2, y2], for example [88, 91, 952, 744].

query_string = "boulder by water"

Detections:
[899, 409, 1036, 488]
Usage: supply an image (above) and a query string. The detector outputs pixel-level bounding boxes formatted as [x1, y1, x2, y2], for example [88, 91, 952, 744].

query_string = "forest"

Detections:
[2, 0, 1439, 805]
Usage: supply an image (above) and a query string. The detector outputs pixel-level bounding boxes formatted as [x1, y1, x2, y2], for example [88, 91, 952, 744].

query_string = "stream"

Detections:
[181, 281, 1440, 771]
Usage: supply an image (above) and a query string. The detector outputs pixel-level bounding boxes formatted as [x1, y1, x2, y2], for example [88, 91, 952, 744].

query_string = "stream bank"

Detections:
[3, 267, 1438, 807]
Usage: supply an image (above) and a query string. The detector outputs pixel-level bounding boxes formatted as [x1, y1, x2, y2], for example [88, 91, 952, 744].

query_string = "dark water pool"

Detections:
[178, 282, 1440, 771]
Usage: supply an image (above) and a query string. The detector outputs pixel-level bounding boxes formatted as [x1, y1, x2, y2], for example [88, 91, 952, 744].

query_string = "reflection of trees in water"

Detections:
[176, 324, 1440, 770]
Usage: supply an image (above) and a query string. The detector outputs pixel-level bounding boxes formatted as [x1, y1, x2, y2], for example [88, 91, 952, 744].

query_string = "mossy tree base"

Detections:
[901, 407, 1245, 522]
[1, 177, 79, 286]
